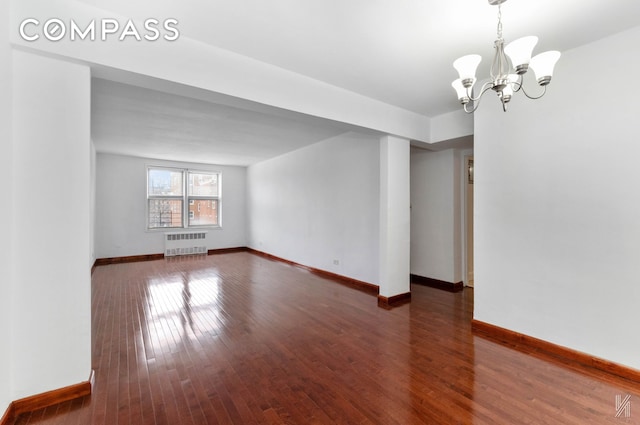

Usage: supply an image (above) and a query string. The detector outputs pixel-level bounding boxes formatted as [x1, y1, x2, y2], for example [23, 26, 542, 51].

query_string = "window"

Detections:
[147, 167, 221, 229]
[188, 172, 219, 227]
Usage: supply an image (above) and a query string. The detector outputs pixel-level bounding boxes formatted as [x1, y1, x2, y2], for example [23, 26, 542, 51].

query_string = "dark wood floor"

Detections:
[14, 252, 640, 424]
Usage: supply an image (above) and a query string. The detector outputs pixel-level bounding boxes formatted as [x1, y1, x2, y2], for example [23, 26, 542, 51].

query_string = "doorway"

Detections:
[465, 156, 474, 287]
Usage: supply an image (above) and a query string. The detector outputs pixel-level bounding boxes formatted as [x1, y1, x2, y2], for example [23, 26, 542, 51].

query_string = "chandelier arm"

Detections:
[462, 82, 495, 114]
[463, 102, 480, 114]
[466, 81, 495, 102]
[461, 82, 497, 113]
[519, 83, 547, 100]
[510, 77, 523, 93]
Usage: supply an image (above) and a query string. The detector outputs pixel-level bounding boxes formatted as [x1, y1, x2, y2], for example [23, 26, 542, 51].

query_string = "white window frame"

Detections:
[146, 166, 221, 230]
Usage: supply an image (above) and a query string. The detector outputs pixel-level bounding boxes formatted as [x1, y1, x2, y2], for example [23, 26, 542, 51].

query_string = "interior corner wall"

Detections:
[474, 25, 640, 369]
[410, 148, 463, 283]
[0, 1, 13, 414]
[11, 50, 92, 398]
[246, 132, 380, 285]
[94, 153, 247, 259]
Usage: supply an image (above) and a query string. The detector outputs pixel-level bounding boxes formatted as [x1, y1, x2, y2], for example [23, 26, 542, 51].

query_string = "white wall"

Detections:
[0, 0, 13, 414]
[247, 132, 380, 285]
[95, 153, 247, 258]
[11, 50, 92, 398]
[474, 26, 640, 369]
[410, 148, 463, 283]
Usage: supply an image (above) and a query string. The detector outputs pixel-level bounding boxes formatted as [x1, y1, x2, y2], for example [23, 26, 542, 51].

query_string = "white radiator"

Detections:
[164, 231, 208, 257]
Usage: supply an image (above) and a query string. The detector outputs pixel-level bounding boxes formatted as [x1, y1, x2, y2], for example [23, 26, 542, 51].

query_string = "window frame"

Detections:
[146, 166, 222, 231]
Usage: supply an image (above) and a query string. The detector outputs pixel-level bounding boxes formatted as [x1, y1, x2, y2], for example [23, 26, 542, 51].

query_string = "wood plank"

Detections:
[13, 252, 640, 424]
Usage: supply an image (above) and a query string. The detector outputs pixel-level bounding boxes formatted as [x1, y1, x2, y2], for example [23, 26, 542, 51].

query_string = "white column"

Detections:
[379, 135, 411, 300]
[11, 50, 92, 399]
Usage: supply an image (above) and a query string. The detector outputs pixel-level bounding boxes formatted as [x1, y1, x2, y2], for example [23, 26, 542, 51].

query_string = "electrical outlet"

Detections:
[333, 259, 340, 265]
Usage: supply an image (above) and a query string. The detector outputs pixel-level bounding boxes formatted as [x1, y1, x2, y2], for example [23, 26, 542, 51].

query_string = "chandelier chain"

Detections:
[496, 4, 503, 40]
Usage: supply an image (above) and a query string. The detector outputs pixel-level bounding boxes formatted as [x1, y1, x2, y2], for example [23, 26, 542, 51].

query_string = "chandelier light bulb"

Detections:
[501, 84, 513, 104]
[504, 36, 538, 74]
[451, 79, 471, 103]
[453, 54, 482, 86]
[529, 51, 561, 85]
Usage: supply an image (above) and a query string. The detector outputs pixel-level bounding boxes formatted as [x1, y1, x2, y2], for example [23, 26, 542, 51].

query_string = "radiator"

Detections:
[164, 231, 208, 257]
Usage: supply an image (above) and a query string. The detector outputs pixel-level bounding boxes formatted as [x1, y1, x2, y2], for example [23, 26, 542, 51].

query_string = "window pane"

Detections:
[148, 199, 183, 228]
[148, 169, 183, 196]
[188, 199, 218, 226]
[188, 172, 218, 197]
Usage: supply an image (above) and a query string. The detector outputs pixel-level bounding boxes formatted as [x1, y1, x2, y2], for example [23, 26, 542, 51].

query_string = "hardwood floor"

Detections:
[14, 252, 640, 424]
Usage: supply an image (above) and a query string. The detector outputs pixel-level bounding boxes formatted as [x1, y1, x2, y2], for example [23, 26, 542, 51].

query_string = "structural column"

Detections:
[0, 0, 13, 414]
[378, 135, 411, 307]
[11, 50, 92, 400]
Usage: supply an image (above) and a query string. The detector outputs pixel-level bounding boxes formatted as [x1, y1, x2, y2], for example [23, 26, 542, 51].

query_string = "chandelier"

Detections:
[451, 0, 561, 113]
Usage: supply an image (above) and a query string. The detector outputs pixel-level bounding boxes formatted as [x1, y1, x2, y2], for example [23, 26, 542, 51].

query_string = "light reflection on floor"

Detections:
[144, 272, 223, 351]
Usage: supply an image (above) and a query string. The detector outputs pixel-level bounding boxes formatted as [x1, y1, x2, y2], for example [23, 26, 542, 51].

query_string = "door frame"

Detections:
[462, 153, 474, 287]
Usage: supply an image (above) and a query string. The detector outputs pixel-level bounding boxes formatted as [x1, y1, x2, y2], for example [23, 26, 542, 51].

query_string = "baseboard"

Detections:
[377, 292, 411, 309]
[247, 248, 379, 295]
[93, 247, 249, 269]
[1, 371, 94, 423]
[207, 247, 248, 255]
[247, 248, 297, 266]
[472, 320, 640, 384]
[94, 253, 164, 267]
[411, 274, 463, 292]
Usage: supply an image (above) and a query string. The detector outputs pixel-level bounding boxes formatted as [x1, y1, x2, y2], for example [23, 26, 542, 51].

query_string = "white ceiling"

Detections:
[89, 0, 640, 165]
[92, 78, 363, 166]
